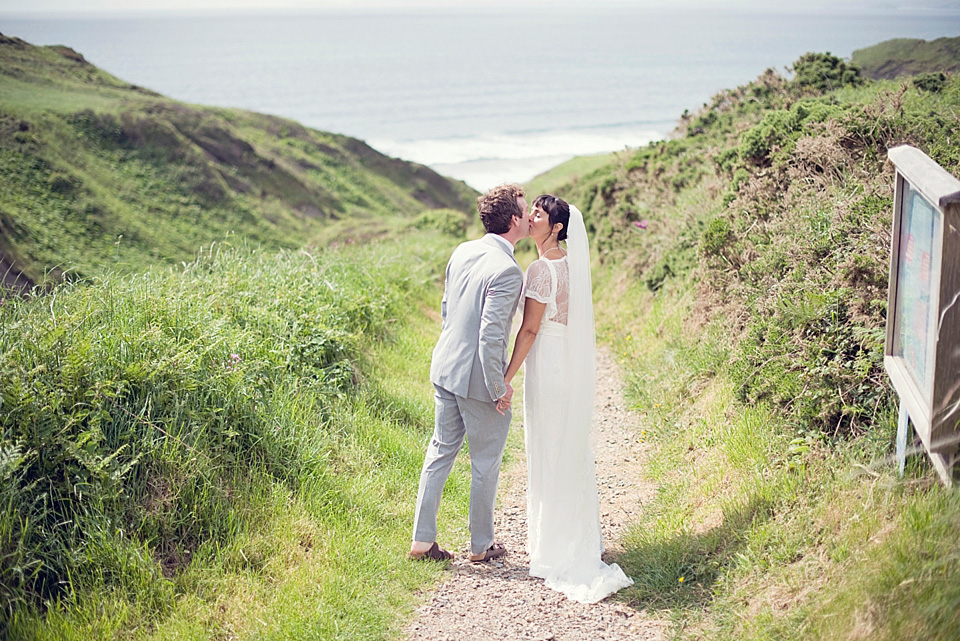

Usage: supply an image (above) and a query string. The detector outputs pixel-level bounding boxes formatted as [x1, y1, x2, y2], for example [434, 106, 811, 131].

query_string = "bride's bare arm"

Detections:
[504, 297, 546, 385]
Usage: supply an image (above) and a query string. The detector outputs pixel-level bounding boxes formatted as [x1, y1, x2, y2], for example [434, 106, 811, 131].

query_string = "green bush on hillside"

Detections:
[564, 57, 960, 439]
[731, 284, 889, 433]
[412, 208, 469, 237]
[739, 100, 846, 167]
[791, 52, 862, 92]
[545, 49, 960, 640]
[913, 71, 948, 92]
[699, 216, 735, 265]
[714, 80, 960, 435]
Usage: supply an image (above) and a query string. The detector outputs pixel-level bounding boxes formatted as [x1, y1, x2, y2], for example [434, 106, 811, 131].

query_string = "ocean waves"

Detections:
[369, 122, 672, 190]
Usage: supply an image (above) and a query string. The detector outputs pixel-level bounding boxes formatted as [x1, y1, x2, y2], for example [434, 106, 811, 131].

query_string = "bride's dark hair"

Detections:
[532, 194, 570, 241]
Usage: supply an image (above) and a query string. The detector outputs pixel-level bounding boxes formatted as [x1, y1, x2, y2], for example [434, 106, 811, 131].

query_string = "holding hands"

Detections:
[496, 382, 514, 415]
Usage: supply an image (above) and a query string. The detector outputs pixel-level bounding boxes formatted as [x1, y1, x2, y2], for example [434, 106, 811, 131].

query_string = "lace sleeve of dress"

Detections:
[524, 260, 553, 304]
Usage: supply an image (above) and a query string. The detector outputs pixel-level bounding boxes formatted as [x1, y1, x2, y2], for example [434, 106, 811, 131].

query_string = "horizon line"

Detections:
[4, 4, 960, 19]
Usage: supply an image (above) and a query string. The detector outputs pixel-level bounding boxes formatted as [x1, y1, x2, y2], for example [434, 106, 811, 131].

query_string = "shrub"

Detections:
[739, 100, 846, 166]
[731, 286, 890, 434]
[700, 217, 734, 260]
[688, 110, 717, 136]
[714, 147, 741, 175]
[730, 168, 750, 193]
[412, 208, 468, 237]
[48, 171, 82, 195]
[791, 52, 862, 92]
[739, 110, 798, 164]
[913, 71, 947, 93]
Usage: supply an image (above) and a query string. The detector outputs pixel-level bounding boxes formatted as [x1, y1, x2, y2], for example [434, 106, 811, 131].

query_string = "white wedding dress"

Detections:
[521, 221, 633, 603]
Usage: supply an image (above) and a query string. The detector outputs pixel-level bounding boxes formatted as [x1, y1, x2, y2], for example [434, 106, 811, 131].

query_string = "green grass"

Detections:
[524, 152, 621, 197]
[4, 39, 960, 640]
[593, 267, 960, 640]
[0, 233, 474, 640]
[597, 238, 960, 640]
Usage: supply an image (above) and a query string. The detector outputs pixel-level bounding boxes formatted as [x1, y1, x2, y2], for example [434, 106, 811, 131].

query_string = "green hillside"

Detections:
[543, 53, 960, 639]
[851, 36, 960, 79]
[0, 33, 476, 288]
[524, 152, 617, 198]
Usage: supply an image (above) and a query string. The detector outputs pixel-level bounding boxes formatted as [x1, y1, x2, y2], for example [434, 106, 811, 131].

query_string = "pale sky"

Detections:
[2, 0, 957, 15]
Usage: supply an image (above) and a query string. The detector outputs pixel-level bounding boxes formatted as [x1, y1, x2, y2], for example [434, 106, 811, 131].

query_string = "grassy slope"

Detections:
[524, 152, 620, 198]
[1, 233, 476, 640]
[544, 60, 960, 639]
[0, 34, 476, 286]
[851, 36, 960, 79]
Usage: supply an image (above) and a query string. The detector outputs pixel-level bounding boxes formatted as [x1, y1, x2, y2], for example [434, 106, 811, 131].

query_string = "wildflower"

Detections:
[632, 220, 648, 230]
[678, 577, 684, 584]
[226, 353, 242, 370]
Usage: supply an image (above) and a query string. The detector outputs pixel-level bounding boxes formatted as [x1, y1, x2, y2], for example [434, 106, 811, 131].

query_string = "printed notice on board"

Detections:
[894, 182, 940, 399]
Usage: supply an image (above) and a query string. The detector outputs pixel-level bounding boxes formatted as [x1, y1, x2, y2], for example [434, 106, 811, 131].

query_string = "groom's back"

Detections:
[430, 236, 521, 401]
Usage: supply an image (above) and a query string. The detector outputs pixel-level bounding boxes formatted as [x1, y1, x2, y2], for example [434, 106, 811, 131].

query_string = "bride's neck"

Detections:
[537, 240, 562, 259]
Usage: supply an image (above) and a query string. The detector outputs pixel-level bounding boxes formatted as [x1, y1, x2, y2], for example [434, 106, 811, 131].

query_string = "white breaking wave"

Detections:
[430, 155, 578, 192]
[369, 124, 668, 166]
[369, 124, 670, 190]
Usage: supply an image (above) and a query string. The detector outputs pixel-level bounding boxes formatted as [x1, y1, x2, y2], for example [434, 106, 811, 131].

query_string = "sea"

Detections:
[2, 7, 959, 190]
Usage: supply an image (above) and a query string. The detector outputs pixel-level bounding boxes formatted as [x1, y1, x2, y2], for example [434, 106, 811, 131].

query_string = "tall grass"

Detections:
[1, 234, 468, 639]
[595, 268, 960, 640]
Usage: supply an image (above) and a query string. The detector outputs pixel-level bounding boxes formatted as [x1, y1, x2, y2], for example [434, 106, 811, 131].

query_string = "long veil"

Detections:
[564, 204, 596, 439]
[528, 202, 632, 603]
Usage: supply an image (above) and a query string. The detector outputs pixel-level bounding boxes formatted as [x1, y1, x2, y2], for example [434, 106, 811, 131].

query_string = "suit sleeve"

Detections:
[440, 259, 451, 326]
[478, 265, 523, 402]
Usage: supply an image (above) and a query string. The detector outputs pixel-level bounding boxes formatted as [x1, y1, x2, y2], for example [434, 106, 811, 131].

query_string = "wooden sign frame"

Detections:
[885, 145, 960, 484]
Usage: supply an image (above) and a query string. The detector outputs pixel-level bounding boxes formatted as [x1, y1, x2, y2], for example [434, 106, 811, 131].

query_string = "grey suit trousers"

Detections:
[413, 384, 511, 555]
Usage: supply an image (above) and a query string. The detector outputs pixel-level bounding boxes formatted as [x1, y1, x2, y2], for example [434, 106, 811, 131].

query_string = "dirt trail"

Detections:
[405, 347, 668, 641]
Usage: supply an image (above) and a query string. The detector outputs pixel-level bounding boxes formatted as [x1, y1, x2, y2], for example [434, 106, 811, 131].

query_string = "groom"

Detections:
[409, 183, 530, 562]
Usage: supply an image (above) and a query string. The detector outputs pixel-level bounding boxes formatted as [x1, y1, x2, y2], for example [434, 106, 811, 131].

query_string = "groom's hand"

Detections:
[495, 382, 514, 415]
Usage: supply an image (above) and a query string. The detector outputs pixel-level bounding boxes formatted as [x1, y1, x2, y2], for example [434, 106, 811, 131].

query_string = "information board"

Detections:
[885, 145, 960, 485]
[892, 182, 940, 401]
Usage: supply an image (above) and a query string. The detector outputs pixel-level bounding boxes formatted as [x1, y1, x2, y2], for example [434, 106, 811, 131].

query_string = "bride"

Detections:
[501, 194, 633, 604]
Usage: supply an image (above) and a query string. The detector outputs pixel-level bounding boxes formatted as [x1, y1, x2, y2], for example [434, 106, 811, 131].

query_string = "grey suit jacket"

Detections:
[430, 234, 523, 402]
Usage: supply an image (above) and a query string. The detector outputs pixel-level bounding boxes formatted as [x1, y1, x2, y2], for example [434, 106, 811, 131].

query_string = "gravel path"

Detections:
[405, 347, 668, 641]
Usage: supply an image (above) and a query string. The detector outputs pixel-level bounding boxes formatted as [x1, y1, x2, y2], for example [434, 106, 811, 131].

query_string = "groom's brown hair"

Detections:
[477, 183, 525, 234]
